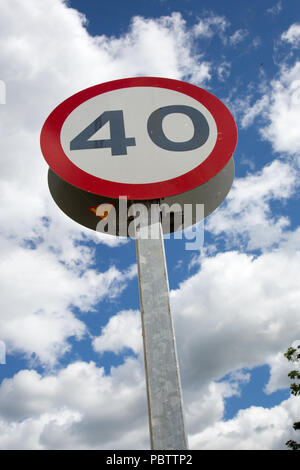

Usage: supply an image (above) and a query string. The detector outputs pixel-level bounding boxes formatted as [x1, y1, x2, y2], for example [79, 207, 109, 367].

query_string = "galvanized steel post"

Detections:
[135, 201, 188, 450]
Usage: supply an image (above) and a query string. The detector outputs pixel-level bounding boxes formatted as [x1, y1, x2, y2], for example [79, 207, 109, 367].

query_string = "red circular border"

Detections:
[40, 77, 237, 200]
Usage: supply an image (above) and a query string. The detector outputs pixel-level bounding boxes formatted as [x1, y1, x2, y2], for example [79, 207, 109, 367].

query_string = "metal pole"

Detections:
[135, 201, 188, 450]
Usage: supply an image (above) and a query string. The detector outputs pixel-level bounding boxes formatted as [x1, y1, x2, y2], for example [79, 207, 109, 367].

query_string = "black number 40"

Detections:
[70, 105, 209, 156]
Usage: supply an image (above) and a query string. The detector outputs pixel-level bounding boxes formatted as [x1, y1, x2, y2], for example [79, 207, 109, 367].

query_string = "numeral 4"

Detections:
[70, 110, 136, 156]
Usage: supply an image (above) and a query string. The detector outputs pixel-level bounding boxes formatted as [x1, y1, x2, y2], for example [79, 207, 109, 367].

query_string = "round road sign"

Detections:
[47, 157, 234, 236]
[40, 77, 237, 200]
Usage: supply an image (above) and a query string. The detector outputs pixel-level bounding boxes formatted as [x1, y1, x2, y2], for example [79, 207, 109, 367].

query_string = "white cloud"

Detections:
[193, 16, 247, 48]
[281, 23, 300, 46]
[229, 29, 248, 46]
[97, 13, 211, 85]
[93, 310, 142, 356]
[0, 354, 297, 449]
[267, 1, 282, 16]
[190, 397, 298, 450]
[0, 360, 149, 449]
[0, 410, 82, 450]
[193, 14, 228, 39]
[0, 240, 299, 448]
[0, 240, 137, 365]
[206, 159, 298, 251]
[241, 94, 269, 128]
[264, 351, 293, 394]
[0, 355, 264, 449]
[184, 379, 247, 436]
[261, 61, 300, 155]
[243, 60, 300, 155]
[171, 248, 300, 393]
[236, 48, 300, 157]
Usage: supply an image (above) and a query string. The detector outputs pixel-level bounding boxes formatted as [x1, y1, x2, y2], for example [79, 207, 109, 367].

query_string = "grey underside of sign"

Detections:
[135, 201, 188, 450]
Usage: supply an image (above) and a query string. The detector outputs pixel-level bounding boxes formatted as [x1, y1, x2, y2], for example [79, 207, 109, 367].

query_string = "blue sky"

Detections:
[0, 0, 299, 449]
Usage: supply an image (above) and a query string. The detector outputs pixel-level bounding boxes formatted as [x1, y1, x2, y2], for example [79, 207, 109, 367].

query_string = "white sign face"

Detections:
[41, 77, 237, 199]
[60, 87, 218, 184]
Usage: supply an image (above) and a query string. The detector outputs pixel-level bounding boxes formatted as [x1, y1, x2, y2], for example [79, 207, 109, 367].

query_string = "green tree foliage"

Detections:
[284, 345, 300, 450]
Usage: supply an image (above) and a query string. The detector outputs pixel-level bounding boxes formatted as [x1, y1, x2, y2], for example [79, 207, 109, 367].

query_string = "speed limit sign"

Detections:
[40, 77, 238, 450]
[40, 77, 237, 200]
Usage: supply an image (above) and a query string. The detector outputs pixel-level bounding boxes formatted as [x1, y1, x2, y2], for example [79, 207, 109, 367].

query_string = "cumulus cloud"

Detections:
[0, 237, 299, 448]
[171, 248, 300, 391]
[235, 25, 300, 159]
[261, 61, 300, 155]
[0, 241, 137, 365]
[169, 148, 300, 407]
[240, 59, 300, 156]
[264, 351, 293, 394]
[0, 360, 149, 449]
[206, 159, 298, 251]
[281, 23, 300, 47]
[92, 309, 142, 356]
[0, 331, 298, 449]
[96, 13, 211, 84]
[0, 355, 269, 449]
[190, 397, 299, 450]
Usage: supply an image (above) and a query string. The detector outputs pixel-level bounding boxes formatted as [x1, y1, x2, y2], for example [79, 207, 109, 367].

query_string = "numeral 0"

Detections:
[70, 105, 209, 156]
